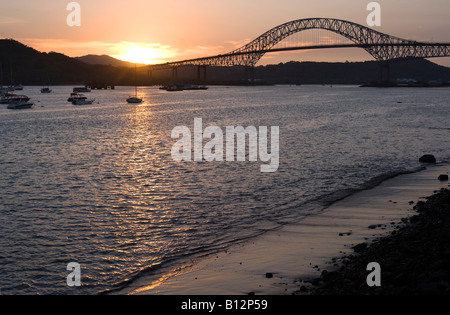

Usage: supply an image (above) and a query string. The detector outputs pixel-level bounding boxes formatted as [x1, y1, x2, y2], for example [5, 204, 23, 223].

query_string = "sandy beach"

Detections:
[115, 162, 449, 295]
[312, 187, 450, 295]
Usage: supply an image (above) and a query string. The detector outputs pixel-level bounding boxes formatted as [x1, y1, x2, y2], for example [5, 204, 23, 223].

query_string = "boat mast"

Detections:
[134, 64, 137, 97]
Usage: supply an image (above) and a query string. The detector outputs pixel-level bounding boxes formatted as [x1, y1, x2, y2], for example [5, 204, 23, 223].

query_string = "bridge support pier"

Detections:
[172, 67, 178, 81]
[378, 62, 391, 86]
[197, 66, 207, 84]
[244, 66, 255, 84]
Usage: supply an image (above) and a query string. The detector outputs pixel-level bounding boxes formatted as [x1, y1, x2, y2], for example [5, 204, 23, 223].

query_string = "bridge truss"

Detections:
[149, 18, 450, 72]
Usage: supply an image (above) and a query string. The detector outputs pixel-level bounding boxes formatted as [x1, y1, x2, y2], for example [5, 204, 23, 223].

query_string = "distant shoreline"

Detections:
[10, 83, 450, 88]
[360, 82, 450, 88]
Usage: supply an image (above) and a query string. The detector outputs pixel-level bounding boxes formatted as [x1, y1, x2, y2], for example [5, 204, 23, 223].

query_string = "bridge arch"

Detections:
[149, 18, 450, 71]
[230, 18, 416, 66]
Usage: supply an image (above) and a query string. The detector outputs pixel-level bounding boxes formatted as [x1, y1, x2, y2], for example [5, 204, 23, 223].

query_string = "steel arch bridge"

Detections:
[149, 17, 450, 72]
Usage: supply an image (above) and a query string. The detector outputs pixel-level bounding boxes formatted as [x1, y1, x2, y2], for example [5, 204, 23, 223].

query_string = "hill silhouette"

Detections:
[0, 39, 146, 86]
[1, 39, 450, 86]
[75, 55, 145, 68]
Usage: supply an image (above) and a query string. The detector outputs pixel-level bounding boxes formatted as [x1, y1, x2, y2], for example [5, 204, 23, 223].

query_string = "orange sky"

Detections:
[1, 0, 450, 66]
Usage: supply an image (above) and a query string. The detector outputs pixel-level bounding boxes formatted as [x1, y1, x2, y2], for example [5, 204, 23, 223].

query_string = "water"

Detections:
[1, 85, 449, 295]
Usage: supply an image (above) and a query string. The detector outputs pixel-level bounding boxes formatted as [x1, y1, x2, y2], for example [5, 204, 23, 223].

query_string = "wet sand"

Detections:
[311, 187, 450, 295]
[119, 163, 449, 295]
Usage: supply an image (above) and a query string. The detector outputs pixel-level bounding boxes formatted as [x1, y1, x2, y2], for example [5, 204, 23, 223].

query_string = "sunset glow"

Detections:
[112, 43, 177, 65]
[2, 0, 450, 66]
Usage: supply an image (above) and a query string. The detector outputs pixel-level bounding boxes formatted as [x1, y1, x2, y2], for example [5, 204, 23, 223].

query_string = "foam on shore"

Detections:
[119, 163, 449, 295]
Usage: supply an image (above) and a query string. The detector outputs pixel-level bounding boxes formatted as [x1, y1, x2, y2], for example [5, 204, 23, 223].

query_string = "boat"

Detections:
[67, 93, 87, 102]
[183, 84, 208, 90]
[161, 84, 208, 91]
[72, 98, 95, 105]
[126, 64, 143, 104]
[73, 86, 91, 93]
[7, 100, 34, 109]
[0, 94, 31, 104]
[0, 92, 16, 98]
[4, 65, 21, 92]
[41, 87, 52, 93]
[126, 96, 143, 104]
[166, 84, 184, 92]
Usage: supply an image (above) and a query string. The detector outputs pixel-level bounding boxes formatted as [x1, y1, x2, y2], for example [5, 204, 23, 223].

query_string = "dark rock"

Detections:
[419, 155, 436, 163]
[299, 285, 308, 293]
[265, 273, 273, 279]
[353, 243, 368, 253]
[418, 283, 441, 295]
[392, 272, 408, 285]
[438, 174, 449, 181]
[368, 224, 378, 229]
[311, 278, 323, 286]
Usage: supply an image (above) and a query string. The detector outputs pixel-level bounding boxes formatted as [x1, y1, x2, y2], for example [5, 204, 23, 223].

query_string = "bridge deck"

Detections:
[149, 43, 450, 70]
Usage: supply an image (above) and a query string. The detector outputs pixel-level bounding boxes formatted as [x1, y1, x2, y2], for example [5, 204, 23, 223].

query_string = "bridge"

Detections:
[148, 18, 450, 83]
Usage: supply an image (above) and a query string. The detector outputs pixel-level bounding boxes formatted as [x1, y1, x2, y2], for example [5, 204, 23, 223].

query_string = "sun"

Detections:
[113, 43, 174, 65]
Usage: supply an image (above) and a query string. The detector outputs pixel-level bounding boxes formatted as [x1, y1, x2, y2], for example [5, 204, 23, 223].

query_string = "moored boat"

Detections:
[7, 100, 34, 109]
[126, 64, 143, 104]
[126, 96, 143, 104]
[161, 84, 208, 91]
[72, 98, 95, 105]
[0, 94, 31, 104]
[166, 84, 184, 92]
[73, 86, 91, 93]
[67, 93, 87, 102]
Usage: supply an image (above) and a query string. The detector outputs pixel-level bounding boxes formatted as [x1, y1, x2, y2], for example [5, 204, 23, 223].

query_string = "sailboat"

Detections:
[0, 63, 14, 93]
[41, 76, 52, 93]
[41, 86, 52, 93]
[7, 63, 16, 91]
[127, 64, 143, 104]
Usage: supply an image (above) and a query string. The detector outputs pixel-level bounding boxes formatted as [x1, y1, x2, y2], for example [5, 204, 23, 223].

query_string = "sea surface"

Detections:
[0, 85, 449, 295]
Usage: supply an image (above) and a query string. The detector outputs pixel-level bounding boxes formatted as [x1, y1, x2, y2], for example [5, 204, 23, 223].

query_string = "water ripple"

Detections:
[1, 85, 450, 294]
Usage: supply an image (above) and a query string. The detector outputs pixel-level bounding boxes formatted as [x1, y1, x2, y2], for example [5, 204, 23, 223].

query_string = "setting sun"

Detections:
[112, 42, 177, 65]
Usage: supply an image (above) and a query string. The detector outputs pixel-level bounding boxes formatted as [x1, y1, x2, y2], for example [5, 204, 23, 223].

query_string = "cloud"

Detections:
[0, 16, 24, 24]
